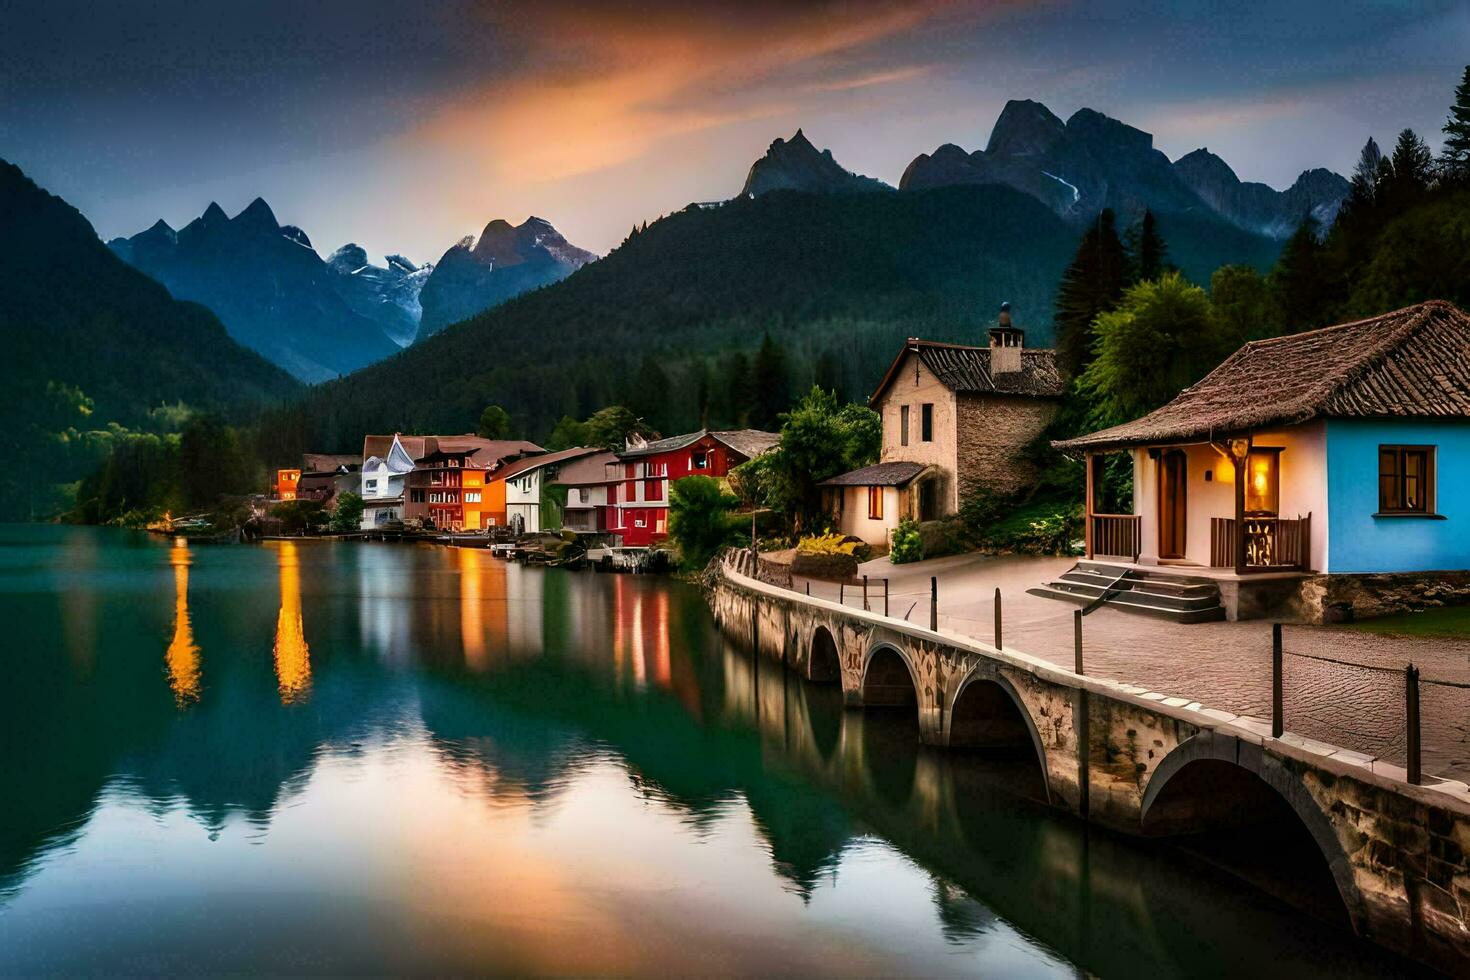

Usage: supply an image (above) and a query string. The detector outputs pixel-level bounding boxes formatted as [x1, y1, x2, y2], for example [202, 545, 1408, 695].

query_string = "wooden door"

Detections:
[1158, 450, 1187, 560]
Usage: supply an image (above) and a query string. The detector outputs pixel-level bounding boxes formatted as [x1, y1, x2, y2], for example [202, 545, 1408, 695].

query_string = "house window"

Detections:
[867, 486, 883, 520]
[1244, 448, 1281, 516]
[410, 490, 425, 503]
[1378, 446, 1435, 514]
[431, 472, 444, 485]
[634, 516, 647, 529]
[465, 491, 481, 503]
[365, 479, 377, 490]
[645, 479, 663, 501]
[692, 450, 709, 470]
[921, 404, 933, 442]
[644, 461, 666, 478]
[900, 405, 909, 447]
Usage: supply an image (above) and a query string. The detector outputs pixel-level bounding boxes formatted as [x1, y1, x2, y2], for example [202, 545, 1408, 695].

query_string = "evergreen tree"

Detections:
[722, 351, 753, 428]
[1348, 137, 1384, 209]
[1383, 128, 1435, 209]
[749, 332, 791, 431]
[1053, 209, 1129, 378]
[1128, 209, 1169, 282]
[691, 358, 712, 429]
[629, 356, 670, 434]
[1270, 218, 1333, 330]
[1441, 65, 1470, 179]
[814, 348, 846, 402]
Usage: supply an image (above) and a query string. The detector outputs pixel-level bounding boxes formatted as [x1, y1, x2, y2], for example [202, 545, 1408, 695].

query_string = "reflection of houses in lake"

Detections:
[165, 538, 201, 705]
[272, 541, 312, 703]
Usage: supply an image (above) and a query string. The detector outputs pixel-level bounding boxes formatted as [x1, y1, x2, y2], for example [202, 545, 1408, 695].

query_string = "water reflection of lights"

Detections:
[459, 547, 487, 669]
[273, 541, 312, 704]
[165, 539, 201, 705]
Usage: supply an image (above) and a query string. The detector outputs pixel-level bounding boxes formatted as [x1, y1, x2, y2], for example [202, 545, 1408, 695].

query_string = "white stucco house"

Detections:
[358, 434, 415, 529]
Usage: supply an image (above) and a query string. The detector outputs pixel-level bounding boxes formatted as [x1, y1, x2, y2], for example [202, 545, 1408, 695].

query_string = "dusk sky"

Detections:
[3, 0, 1467, 263]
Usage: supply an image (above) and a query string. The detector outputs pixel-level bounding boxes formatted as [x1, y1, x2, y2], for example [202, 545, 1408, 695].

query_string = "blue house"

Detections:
[1048, 301, 1470, 619]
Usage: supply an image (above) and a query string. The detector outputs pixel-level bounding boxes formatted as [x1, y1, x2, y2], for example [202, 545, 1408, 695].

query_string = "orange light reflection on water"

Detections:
[272, 541, 312, 704]
[164, 539, 201, 705]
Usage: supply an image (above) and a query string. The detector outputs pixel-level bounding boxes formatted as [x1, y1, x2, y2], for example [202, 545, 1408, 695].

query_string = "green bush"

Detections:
[330, 492, 364, 532]
[668, 475, 742, 570]
[889, 518, 923, 564]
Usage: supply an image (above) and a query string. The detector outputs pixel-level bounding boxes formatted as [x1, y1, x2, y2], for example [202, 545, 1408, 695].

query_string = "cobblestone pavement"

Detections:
[793, 553, 1470, 783]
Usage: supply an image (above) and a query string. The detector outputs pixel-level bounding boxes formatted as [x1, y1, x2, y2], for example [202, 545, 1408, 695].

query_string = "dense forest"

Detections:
[255, 182, 1279, 460]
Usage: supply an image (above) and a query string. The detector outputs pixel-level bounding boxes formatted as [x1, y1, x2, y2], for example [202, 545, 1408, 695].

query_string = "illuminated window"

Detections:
[1379, 446, 1435, 514]
[867, 486, 884, 520]
[1244, 448, 1280, 515]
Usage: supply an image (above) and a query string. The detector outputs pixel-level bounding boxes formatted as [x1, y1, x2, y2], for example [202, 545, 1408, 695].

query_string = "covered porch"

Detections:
[1082, 424, 1324, 576]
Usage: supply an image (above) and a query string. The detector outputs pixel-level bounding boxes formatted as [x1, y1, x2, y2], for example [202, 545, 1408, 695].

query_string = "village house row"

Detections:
[272, 300, 1470, 621]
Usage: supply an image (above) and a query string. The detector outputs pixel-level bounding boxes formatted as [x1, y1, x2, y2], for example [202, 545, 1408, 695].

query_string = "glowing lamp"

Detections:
[1244, 448, 1280, 515]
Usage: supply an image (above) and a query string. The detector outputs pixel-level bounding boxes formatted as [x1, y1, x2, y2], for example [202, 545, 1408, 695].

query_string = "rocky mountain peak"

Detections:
[985, 99, 1065, 158]
[233, 196, 279, 231]
[739, 129, 890, 198]
[385, 254, 418, 274]
[327, 243, 369, 273]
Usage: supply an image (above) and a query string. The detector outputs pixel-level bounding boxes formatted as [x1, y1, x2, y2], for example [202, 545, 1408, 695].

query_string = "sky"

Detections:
[2, 0, 1467, 263]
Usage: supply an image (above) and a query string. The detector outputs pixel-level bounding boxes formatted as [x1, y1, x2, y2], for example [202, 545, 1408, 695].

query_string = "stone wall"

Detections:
[1287, 570, 1470, 624]
[955, 393, 1059, 500]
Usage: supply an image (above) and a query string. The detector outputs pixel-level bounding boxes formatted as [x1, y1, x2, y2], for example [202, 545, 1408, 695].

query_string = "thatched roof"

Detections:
[819, 461, 927, 488]
[1054, 301, 1470, 452]
[870, 340, 1064, 407]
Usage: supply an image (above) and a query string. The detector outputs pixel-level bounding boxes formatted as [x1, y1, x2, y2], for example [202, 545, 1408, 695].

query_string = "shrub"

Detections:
[889, 518, 922, 564]
[796, 532, 859, 556]
[667, 475, 742, 570]
[330, 492, 364, 532]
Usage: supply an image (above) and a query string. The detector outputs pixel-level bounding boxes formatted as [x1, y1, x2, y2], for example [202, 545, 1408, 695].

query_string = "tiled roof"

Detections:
[870, 340, 1064, 407]
[490, 446, 601, 481]
[360, 434, 543, 467]
[550, 451, 619, 485]
[818, 461, 927, 487]
[1055, 301, 1470, 452]
[301, 453, 359, 473]
[617, 428, 779, 460]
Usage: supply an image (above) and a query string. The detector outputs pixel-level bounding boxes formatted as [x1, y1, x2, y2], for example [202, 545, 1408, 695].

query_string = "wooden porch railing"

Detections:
[1090, 514, 1141, 560]
[1210, 513, 1312, 572]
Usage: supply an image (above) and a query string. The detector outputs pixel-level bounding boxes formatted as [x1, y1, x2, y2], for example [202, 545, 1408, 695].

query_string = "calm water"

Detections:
[0, 526, 1413, 976]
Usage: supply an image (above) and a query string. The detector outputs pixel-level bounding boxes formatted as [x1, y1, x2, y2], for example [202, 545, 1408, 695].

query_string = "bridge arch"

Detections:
[947, 670, 1051, 803]
[860, 641, 920, 710]
[1141, 735, 1364, 933]
[807, 624, 840, 684]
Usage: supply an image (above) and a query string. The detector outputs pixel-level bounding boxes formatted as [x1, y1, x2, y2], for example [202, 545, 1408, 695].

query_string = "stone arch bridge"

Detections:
[708, 556, 1470, 973]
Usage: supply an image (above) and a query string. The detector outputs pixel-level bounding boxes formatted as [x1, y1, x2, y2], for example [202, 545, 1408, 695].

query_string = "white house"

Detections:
[358, 434, 415, 529]
[490, 447, 602, 535]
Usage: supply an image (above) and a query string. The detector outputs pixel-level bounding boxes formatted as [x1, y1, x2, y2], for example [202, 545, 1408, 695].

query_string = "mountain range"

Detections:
[752, 100, 1348, 241]
[109, 206, 597, 381]
[0, 158, 300, 517]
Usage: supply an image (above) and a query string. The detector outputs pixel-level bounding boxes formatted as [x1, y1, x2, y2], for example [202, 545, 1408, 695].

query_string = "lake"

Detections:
[0, 526, 1413, 976]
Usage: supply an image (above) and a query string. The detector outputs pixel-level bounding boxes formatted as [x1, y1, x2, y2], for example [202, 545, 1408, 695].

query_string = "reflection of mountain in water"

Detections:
[2, 529, 1406, 979]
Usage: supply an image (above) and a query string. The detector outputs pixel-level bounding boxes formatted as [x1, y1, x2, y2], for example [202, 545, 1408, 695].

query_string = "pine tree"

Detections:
[814, 348, 845, 402]
[630, 355, 670, 434]
[722, 351, 753, 428]
[1053, 209, 1129, 378]
[1383, 128, 1435, 209]
[1441, 65, 1470, 179]
[1347, 137, 1383, 210]
[749, 332, 791, 431]
[1271, 217, 1332, 330]
[1128, 209, 1169, 282]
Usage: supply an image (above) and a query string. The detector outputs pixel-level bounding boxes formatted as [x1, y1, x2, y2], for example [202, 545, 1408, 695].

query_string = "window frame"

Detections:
[1376, 444, 1438, 517]
[867, 486, 884, 521]
[921, 404, 934, 442]
[900, 405, 910, 447]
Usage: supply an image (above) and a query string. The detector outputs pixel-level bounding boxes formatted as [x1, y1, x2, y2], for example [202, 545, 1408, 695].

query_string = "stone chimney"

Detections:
[988, 302, 1024, 375]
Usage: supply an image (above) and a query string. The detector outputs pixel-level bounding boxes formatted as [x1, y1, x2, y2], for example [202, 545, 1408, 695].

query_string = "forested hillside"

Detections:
[0, 159, 301, 517]
[266, 183, 1277, 454]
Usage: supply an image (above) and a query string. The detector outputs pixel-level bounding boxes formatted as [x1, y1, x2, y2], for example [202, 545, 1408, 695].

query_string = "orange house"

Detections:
[273, 469, 301, 500]
[477, 470, 509, 528]
[461, 468, 490, 530]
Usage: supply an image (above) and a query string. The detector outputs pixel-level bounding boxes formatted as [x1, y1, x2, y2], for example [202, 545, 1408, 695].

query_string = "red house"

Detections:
[610, 429, 778, 547]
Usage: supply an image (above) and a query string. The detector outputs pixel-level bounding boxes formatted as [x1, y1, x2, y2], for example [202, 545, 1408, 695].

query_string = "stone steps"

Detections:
[1028, 562, 1227, 623]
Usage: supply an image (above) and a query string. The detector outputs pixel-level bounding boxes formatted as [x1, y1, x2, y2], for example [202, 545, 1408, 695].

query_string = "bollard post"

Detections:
[863, 575, 869, 612]
[1074, 609, 1084, 675]
[839, 581, 845, 607]
[930, 576, 938, 631]
[1406, 664, 1421, 785]
[884, 578, 890, 617]
[1271, 623, 1283, 739]
[994, 588, 1002, 649]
